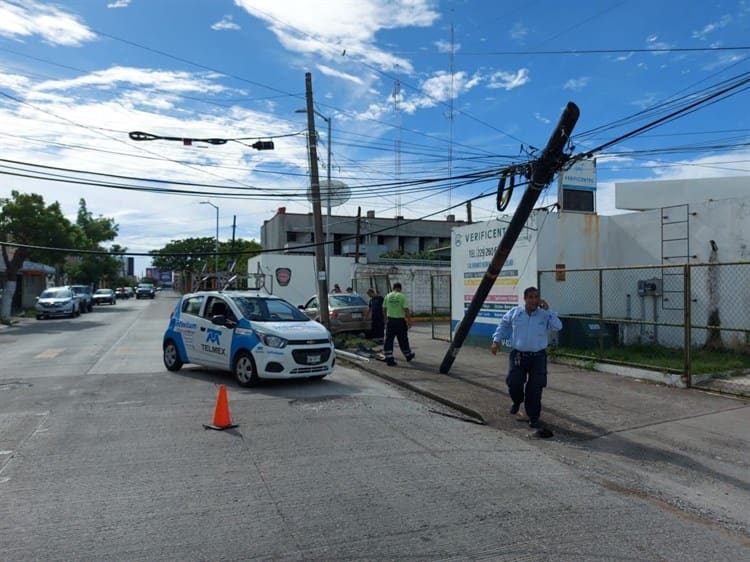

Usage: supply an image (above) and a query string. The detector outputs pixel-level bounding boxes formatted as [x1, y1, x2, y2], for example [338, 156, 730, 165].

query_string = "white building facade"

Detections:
[452, 175, 750, 349]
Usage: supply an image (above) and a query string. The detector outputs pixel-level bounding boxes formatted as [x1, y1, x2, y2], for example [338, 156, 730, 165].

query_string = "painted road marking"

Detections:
[34, 348, 65, 359]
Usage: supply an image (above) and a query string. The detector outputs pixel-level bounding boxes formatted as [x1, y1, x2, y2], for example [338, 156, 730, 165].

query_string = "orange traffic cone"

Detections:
[203, 384, 238, 430]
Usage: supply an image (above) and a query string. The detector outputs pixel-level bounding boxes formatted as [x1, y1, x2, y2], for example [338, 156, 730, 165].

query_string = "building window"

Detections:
[286, 231, 297, 242]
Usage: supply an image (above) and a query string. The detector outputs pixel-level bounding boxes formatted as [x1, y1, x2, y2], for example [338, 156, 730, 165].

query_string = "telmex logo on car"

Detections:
[202, 328, 226, 355]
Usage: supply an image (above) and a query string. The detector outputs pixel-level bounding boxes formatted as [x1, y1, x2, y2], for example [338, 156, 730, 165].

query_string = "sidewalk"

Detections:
[341, 323, 749, 442]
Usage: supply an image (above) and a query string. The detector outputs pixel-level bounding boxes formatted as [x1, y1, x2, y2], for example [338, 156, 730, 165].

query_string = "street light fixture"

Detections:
[200, 201, 219, 276]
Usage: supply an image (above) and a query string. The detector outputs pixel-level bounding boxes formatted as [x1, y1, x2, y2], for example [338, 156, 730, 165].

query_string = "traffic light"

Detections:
[251, 140, 274, 150]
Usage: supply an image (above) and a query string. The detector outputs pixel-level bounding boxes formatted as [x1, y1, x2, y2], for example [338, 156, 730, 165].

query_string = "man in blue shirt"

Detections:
[491, 286, 562, 428]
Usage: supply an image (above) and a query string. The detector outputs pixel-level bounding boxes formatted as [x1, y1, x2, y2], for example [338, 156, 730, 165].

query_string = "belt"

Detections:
[512, 349, 546, 356]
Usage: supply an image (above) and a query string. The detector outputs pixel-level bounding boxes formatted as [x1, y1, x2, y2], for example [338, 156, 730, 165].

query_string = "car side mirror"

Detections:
[298, 305, 304, 309]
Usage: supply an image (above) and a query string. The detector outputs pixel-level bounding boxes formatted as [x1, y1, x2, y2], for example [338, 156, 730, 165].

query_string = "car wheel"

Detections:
[36, 314, 44, 320]
[88, 303, 93, 312]
[163, 340, 183, 371]
[234, 351, 259, 387]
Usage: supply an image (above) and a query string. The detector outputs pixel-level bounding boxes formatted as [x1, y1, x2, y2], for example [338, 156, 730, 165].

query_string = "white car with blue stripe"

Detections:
[162, 291, 335, 386]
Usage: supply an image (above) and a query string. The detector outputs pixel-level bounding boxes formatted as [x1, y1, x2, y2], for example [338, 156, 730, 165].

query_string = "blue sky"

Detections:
[0, 0, 748, 275]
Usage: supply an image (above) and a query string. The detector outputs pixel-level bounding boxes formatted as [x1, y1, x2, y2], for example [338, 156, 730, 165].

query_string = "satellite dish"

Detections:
[306, 180, 351, 208]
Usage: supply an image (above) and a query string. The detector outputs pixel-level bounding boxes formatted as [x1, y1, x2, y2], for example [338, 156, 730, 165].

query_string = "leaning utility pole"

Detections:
[303, 72, 330, 329]
[439, 101, 580, 374]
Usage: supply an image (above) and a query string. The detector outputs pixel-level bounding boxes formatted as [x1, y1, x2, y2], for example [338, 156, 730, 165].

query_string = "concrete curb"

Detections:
[338, 357, 487, 424]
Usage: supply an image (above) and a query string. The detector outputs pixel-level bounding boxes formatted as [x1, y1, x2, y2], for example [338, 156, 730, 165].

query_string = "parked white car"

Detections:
[35, 288, 81, 319]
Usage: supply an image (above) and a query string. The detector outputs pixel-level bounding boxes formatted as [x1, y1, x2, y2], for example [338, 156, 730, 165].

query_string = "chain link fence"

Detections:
[539, 262, 750, 397]
[430, 272, 451, 342]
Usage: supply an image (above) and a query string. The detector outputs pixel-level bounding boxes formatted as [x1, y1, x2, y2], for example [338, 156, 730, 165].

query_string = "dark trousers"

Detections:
[370, 314, 384, 340]
[384, 318, 411, 361]
[506, 350, 548, 420]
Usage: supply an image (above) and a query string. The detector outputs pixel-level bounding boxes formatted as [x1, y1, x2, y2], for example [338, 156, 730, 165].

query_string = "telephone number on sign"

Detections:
[468, 247, 495, 258]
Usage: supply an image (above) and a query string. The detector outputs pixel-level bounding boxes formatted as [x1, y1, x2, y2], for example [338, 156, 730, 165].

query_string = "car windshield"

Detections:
[233, 297, 310, 322]
[95, 289, 112, 295]
[70, 286, 87, 294]
[41, 289, 70, 299]
[329, 294, 367, 307]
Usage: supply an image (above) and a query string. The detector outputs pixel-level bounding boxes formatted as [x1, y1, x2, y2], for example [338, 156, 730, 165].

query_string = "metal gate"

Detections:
[430, 272, 451, 342]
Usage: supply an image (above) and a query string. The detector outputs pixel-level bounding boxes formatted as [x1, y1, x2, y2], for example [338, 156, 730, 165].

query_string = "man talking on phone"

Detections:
[490, 287, 562, 428]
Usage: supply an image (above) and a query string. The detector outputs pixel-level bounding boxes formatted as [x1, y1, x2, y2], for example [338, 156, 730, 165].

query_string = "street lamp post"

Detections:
[200, 201, 219, 276]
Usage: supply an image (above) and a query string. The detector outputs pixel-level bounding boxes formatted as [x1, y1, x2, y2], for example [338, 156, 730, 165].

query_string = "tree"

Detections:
[64, 199, 120, 286]
[0, 191, 77, 321]
[149, 237, 217, 274]
[220, 238, 262, 275]
[149, 237, 262, 274]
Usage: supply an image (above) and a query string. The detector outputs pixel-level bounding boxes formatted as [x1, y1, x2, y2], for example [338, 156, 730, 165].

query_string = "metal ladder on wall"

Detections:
[661, 203, 694, 310]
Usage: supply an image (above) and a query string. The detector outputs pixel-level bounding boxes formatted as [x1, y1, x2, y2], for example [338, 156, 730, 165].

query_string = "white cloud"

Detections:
[32, 66, 228, 95]
[645, 34, 672, 55]
[434, 39, 459, 53]
[509, 22, 528, 41]
[316, 64, 364, 85]
[487, 68, 530, 90]
[107, 0, 131, 8]
[0, 0, 96, 46]
[0, 66, 313, 262]
[631, 93, 658, 109]
[212, 15, 241, 31]
[563, 77, 589, 92]
[420, 70, 482, 102]
[534, 112, 550, 124]
[650, 151, 750, 180]
[692, 14, 732, 40]
[233, 0, 439, 73]
[0, 71, 30, 92]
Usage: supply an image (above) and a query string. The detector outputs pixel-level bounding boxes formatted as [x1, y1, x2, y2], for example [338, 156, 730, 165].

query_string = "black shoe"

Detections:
[386, 360, 397, 366]
[509, 403, 520, 415]
[528, 418, 540, 428]
[405, 352, 415, 362]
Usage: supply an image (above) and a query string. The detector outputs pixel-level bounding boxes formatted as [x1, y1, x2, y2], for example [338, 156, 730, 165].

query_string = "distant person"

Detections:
[382, 282, 414, 366]
[333, 284, 342, 293]
[490, 286, 562, 428]
[346, 287, 354, 293]
[364, 288, 384, 342]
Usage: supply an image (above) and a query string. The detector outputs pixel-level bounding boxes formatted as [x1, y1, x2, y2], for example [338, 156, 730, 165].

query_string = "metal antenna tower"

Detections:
[392, 79, 402, 217]
[448, 23, 455, 213]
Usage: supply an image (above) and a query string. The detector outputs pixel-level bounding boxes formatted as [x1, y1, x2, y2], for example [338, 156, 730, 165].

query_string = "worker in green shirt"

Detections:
[382, 282, 415, 366]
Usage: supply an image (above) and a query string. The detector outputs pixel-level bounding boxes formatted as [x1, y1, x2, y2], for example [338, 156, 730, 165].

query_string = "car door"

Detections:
[301, 296, 319, 321]
[192, 296, 234, 369]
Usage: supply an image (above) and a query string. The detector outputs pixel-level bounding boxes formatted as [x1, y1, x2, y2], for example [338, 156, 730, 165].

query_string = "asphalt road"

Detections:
[1, 292, 748, 560]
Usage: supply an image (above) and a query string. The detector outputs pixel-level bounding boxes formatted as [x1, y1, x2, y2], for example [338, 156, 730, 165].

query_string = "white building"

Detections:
[451, 175, 750, 348]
